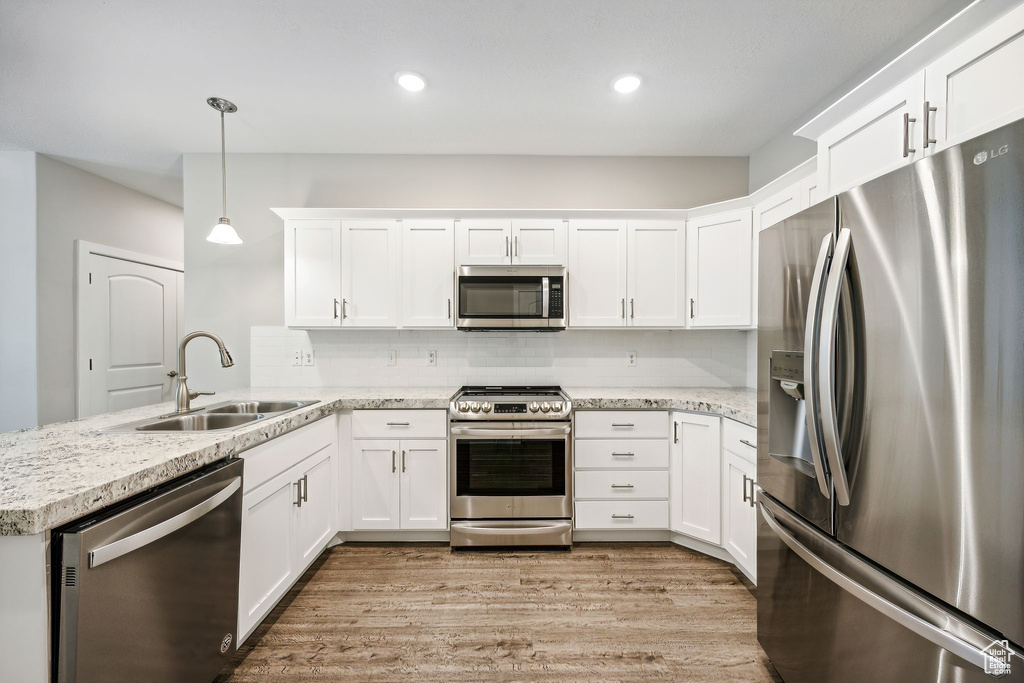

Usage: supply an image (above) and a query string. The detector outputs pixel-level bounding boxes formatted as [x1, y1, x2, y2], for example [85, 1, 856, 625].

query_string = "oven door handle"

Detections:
[450, 425, 571, 438]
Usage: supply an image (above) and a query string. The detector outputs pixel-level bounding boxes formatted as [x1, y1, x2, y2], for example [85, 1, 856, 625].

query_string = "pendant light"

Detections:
[206, 97, 242, 244]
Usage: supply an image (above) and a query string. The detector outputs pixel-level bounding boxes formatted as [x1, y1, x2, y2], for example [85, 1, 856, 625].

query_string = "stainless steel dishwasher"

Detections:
[54, 458, 243, 683]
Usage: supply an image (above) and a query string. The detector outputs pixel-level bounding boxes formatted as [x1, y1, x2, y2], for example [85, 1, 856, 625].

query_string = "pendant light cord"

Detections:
[220, 111, 227, 218]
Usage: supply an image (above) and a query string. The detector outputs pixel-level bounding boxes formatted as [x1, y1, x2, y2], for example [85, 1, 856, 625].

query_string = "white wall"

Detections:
[0, 152, 39, 431]
[183, 153, 750, 392]
[252, 327, 748, 389]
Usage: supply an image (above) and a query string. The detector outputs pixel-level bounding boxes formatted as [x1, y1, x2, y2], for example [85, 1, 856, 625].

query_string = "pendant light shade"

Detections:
[205, 97, 241, 245]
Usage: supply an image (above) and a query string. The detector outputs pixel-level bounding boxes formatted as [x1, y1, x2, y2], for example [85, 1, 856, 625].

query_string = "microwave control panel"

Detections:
[548, 279, 564, 318]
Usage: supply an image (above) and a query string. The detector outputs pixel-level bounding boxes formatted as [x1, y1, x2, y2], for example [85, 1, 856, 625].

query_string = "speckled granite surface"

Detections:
[0, 387, 457, 536]
[564, 387, 756, 429]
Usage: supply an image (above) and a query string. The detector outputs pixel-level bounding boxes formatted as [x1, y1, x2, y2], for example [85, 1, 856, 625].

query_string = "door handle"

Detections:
[401, 449, 406, 473]
[902, 112, 917, 157]
[804, 232, 834, 500]
[514, 236, 518, 256]
[673, 421, 679, 443]
[690, 298, 695, 319]
[611, 484, 634, 489]
[334, 298, 339, 319]
[610, 452, 634, 457]
[342, 298, 348, 319]
[294, 479, 302, 507]
[742, 475, 752, 504]
[505, 236, 510, 257]
[611, 514, 635, 519]
[621, 298, 625, 319]
[611, 423, 634, 428]
[630, 298, 634, 319]
[448, 298, 451, 319]
[391, 450, 396, 473]
[89, 477, 241, 568]
[166, 370, 178, 378]
[301, 474, 308, 502]
[819, 227, 853, 505]
[739, 439, 756, 449]
[923, 101, 937, 148]
[386, 421, 410, 426]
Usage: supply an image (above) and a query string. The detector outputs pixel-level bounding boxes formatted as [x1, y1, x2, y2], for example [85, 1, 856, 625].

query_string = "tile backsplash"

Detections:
[251, 326, 751, 388]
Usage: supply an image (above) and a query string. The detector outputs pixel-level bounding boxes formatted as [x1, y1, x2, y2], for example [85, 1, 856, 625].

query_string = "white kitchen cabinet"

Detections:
[567, 220, 628, 327]
[296, 449, 336, 566]
[627, 220, 687, 327]
[352, 439, 402, 530]
[284, 219, 342, 327]
[797, 173, 821, 208]
[670, 412, 722, 544]
[511, 219, 567, 265]
[401, 220, 454, 327]
[924, 2, 1024, 153]
[686, 209, 752, 328]
[456, 219, 512, 265]
[723, 420, 758, 582]
[341, 220, 400, 327]
[816, 73, 925, 196]
[398, 439, 448, 530]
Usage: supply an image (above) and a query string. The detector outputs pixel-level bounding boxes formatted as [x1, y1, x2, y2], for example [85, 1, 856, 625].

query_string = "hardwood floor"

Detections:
[216, 543, 779, 682]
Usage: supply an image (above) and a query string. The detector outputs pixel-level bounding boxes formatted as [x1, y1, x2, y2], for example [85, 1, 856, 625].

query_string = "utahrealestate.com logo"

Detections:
[983, 640, 1014, 677]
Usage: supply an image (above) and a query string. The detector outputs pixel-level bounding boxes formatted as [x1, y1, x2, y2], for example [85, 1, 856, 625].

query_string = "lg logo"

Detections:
[974, 144, 1009, 165]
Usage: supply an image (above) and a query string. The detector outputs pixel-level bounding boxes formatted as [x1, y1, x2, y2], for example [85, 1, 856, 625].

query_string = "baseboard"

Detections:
[340, 530, 451, 543]
[669, 532, 735, 563]
[572, 530, 671, 542]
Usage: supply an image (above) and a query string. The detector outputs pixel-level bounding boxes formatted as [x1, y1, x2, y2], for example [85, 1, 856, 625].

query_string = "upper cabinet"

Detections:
[456, 218, 566, 266]
[511, 219, 567, 265]
[924, 2, 1024, 153]
[341, 220, 400, 327]
[284, 219, 342, 327]
[401, 220, 454, 328]
[686, 209, 752, 328]
[568, 220, 628, 327]
[627, 221, 687, 327]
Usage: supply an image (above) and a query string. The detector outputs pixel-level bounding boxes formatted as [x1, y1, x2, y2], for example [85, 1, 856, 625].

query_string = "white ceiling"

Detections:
[0, 0, 950, 205]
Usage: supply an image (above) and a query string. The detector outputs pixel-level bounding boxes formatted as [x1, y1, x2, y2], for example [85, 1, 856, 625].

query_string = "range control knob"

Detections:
[540, 401, 551, 413]
[529, 401, 540, 413]
[551, 401, 563, 412]
[481, 402, 492, 413]
[470, 402, 481, 413]
[458, 401, 469, 412]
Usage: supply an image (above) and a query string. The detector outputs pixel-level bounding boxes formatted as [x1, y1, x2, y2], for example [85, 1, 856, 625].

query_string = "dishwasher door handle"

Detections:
[88, 477, 241, 568]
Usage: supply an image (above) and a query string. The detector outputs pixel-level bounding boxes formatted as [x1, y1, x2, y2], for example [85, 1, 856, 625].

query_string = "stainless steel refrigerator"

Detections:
[756, 117, 1024, 682]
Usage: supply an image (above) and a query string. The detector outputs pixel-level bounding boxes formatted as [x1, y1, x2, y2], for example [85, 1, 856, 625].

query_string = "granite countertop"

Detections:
[0, 385, 756, 536]
[564, 387, 756, 428]
[0, 387, 457, 536]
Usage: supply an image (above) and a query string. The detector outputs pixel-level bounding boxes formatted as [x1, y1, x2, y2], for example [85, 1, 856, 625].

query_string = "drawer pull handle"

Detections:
[387, 421, 410, 426]
[611, 452, 635, 457]
[611, 484, 634, 489]
[611, 423, 635, 428]
[740, 439, 756, 449]
[611, 514, 635, 519]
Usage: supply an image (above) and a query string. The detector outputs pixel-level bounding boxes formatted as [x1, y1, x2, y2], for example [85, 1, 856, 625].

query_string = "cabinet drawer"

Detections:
[574, 501, 669, 530]
[574, 410, 668, 439]
[723, 418, 757, 465]
[352, 410, 447, 439]
[241, 415, 337, 494]
[574, 439, 668, 469]
[574, 470, 669, 500]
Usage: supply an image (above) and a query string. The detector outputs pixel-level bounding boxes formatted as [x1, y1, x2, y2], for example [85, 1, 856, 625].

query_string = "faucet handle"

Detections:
[188, 390, 216, 399]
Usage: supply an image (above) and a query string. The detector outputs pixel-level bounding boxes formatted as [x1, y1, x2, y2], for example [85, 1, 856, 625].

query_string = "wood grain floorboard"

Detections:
[215, 542, 779, 682]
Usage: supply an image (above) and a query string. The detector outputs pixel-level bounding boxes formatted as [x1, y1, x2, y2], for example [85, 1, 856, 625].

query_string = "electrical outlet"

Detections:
[292, 349, 302, 366]
[303, 349, 315, 366]
[426, 350, 437, 366]
[387, 349, 397, 366]
[626, 351, 637, 367]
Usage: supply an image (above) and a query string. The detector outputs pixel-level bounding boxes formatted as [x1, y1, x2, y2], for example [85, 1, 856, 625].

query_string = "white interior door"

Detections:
[511, 219, 567, 265]
[401, 220, 454, 328]
[79, 252, 182, 417]
[567, 220, 627, 327]
[352, 439, 401, 529]
[399, 439, 448, 530]
[627, 221, 686, 327]
[341, 220, 399, 327]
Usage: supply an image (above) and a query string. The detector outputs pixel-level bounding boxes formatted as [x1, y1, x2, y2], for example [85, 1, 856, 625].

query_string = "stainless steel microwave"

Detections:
[456, 265, 567, 330]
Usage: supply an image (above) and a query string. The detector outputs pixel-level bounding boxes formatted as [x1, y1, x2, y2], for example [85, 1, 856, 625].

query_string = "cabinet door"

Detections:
[511, 219, 567, 265]
[399, 439, 448, 530]
[341, 220, 399, 327]
[627, 221, 687, 327]
[723, 450, 757, 582]
[401, 220, 454, 328]
[456, 219, 512, 265]
[284, 219, 341, 327]
[352, 439, 401, 529]
[669, 412, 722, 544]
[238, 469, 300, 641]
[296, 447, 337, 566]
[924, 3, 1024, 153]
[816, 73, 924, 195]
[567, 220, 627, 327]
[686, 210, 752, 328]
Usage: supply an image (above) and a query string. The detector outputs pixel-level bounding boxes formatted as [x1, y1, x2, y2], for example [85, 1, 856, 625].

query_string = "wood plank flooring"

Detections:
[215, 542, 779, 682]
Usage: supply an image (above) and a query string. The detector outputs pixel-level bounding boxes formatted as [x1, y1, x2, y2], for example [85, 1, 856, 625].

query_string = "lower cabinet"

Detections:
[237, 417, 338, 643]
[352, 438, 447, 530]
[669, 412, 722, 544]
[722, 420, 758, 581]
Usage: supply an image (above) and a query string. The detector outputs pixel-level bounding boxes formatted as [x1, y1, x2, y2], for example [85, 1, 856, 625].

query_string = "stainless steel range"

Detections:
[449, 386, 573, 547]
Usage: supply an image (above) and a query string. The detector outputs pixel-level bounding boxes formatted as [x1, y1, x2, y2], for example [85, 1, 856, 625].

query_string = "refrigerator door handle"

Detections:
[759, 494, 1019, 674]
[819, 226, 854, 505]
[804, 232, 834, 499]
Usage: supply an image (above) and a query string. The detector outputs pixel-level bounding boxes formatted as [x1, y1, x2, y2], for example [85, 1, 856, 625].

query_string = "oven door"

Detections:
[450, 422, 571, 519]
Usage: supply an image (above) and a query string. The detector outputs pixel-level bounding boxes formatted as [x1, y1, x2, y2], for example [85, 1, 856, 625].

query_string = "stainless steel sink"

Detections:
[135, 413, 264, 431]
[102, 399, 319, 433]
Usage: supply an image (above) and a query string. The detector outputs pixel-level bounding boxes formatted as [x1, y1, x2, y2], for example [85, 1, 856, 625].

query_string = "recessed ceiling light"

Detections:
[612, 74, 642, 94]
[395, 71, 426, 92]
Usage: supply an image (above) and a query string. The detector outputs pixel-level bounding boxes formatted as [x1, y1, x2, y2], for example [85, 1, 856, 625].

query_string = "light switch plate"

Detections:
[626, 351, 637, 367]
[292, 349, 302, 366]
[387, 349, 397, 366]
[427, 350, 437, 366]
[303, 349, 315, 366]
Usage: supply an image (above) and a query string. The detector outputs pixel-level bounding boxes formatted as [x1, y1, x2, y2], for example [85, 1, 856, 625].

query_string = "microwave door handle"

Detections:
[819, 227, 853, 505]
[804, 232, 834, 499]
[542, 277, 550, 318]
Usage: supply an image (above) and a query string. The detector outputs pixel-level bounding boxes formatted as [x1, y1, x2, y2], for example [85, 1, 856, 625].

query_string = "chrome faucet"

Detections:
[172, 331, 234, 415]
